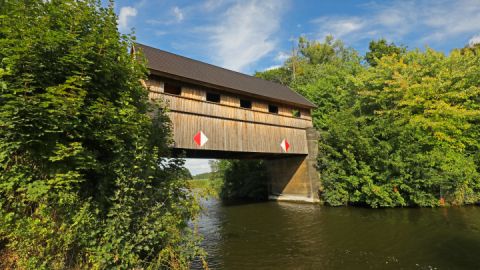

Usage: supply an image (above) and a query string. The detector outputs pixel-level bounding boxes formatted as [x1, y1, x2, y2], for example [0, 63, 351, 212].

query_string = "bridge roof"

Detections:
[136, 43, 316, 108]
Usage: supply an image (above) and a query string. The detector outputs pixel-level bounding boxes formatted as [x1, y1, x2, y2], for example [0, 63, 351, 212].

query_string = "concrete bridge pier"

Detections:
[266, 128, 320, 203]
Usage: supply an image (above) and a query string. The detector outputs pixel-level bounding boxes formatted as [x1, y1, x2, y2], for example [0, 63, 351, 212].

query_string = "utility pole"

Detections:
[291, 40, 296, 81]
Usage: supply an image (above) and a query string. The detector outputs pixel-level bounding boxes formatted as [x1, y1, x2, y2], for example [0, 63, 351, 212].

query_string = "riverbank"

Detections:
[188, 178, 223, 197]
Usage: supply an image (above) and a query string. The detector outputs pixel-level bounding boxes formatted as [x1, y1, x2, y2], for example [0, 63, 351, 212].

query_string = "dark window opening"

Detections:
[268, 104, 278, 114]
[240, 99, 252, 109]
[206, 92, 221, 103]
[164, 83, 181, 95]
[292, 109, 301, 118]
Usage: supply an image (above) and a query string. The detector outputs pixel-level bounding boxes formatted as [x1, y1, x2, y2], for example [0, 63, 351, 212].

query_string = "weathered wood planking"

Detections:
[168, 112, 308, 154]
[220, 95, 239, 107]
[146, 78, 163, 93]
[145, 77, 314, 154]
[252, 101, 268, 112]
[160, 94, 312, 129]
[145, 77, 312, 121]
[181, 87, 204, 100]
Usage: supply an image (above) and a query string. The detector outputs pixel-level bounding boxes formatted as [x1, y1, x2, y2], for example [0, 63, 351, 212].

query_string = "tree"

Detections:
[254, 67, 291, 85]
[0, 1, 201, 269]
[179, 167, 193, 180]
[208, 159, 229, 180]
[321, 48, 480, 207]
[257, 36, 362, 130]
[257, 35, 480, 208]
[298, 35, 353, 65]
[461, 42, 480, 55]
[220, 160, 268, 201]
[365, 39, 406, 66]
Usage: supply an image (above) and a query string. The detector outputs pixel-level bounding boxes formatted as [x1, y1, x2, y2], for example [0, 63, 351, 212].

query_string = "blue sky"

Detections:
[113, 0, 480, 174]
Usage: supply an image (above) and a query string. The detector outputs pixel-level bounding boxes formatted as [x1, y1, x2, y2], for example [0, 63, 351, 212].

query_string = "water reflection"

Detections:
[192, 198, 480, 269]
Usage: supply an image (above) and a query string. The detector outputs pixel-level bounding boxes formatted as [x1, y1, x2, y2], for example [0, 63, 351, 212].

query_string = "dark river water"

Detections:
[191, 198, 480, 270]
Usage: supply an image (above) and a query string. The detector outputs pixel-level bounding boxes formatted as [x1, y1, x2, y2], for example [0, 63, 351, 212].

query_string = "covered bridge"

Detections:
[137, 43, 320, 202]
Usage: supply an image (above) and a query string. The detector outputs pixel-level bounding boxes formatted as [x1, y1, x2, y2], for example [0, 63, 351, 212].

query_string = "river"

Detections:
[191, 197, 480, 270]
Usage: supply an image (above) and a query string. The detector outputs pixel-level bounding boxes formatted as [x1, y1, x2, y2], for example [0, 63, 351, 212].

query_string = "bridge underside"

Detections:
[171, 148, 304, 160]
[171, 127, 320, 203]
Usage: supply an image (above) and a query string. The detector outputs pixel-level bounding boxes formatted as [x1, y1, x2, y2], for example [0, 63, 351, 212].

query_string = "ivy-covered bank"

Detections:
[257, 37, 480, 208]
[0, 1, 202, 269]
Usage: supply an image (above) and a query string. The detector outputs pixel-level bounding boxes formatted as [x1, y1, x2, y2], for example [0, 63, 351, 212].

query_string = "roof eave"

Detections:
[148, 69, 317, 109]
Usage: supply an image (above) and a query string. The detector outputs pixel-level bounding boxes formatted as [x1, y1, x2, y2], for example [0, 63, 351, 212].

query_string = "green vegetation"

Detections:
[188, 160, 226, 198]
[365, 39, 406, 66]
[220, 160, 269, 201]
[188, 178, 223, 198]
[0, 1, 201, 269]
[189, 178, 222, 189]
[190, 160, 267, 201]
[257, 36, 480, 208]
[192, 172, 214, 180]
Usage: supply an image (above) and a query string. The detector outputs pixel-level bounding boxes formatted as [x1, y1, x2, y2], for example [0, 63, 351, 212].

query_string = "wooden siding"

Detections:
[252, 101, 268, 112]
[145, 77, 312, 121]
[145, 76, 314, 154]
[220, 95, 239, 107]
[181, 86, 204, 100]
[146, 78, 163, 93]
[161, 93, 312, 129]
[169, 112, 308, 154]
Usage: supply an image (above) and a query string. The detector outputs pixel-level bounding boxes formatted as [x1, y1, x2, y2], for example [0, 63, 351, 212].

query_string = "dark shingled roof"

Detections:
[136, 43, 316, 108]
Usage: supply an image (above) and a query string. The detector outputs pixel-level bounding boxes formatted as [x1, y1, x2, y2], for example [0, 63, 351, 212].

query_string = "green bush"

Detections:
[220, 160, 268, 201]
[0, 1, 201, 269]
[257, 37, 480, 207]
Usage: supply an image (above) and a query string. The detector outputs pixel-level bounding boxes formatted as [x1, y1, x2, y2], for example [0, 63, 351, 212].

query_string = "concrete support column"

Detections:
[266, 127, 320, 203]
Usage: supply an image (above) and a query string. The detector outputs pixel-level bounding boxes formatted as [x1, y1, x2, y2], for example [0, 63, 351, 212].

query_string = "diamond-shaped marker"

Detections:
[193, 131, 208, 147]
[280, 139, 290, 152]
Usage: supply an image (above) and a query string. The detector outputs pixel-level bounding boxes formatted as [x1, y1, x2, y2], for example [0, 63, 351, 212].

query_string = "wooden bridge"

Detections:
[137, 44, 320, 203]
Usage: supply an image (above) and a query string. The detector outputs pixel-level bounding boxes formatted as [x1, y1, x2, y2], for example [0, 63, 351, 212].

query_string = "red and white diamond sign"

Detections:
[280, 139, 290, 152]
[193, 131, 208, 147]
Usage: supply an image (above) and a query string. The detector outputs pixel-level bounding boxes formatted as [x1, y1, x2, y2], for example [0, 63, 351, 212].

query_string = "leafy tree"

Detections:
[179, 167, 193, 180]
[254, 67, 291, 85]
[256, 36, 362, 130]
[461, 42, 480, 55]
[209, 160, 220, 180]
[321, 48, 480, 207]
[258, 36, 480, 208]
[365, 38, 406, 66]
[298, 35, 356, 65]
[0, 0, 201, 269]
[208, 159, 230, 181]
[220, 160, 268, 201]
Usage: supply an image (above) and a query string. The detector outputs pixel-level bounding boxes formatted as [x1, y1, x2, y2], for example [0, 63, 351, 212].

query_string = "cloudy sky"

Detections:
[113, 0, 480, 174]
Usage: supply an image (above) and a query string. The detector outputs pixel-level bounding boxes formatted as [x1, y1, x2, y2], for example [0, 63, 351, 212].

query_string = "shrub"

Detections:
[0, 1, 201, 268]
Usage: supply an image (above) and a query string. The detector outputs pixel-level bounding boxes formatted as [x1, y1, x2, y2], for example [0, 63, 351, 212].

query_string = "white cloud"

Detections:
[313, 16, 366, 39]
[420, 0, 480, 42]
[146, 6, 185, 25]
[118, 6, 137, 32]
[184, 159, 213, 175]
[469, 34, 480, 47]
[173, 6, 184, 22]
[154, 30, 168, 36]
[264, 64, 282, 71]
[206, 0, 287, 72]
[275, 51, 290, 62]
[202, 0, 226, 11]
[311, 0, 480, 46]
[145, 19, 162, 25]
